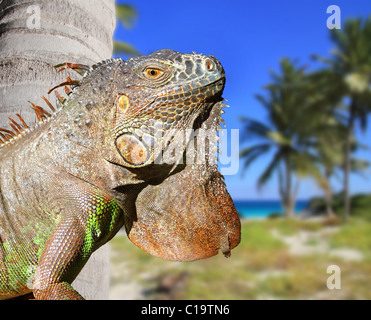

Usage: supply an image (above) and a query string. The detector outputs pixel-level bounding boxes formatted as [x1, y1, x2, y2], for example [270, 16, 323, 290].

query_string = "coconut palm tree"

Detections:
[311, 128, 370, 218]
[299, 70, 348, 218]
[312, 16, 371, 220]
[240, 58, 320, 217]
[306, 111, 346, 218]
[0, 0, 137, 300]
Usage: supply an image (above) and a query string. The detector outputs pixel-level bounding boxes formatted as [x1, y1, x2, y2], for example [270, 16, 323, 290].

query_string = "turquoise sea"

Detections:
[234, 200, 308, 219]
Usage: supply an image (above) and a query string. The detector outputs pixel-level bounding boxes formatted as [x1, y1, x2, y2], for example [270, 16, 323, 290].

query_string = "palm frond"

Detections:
[240, 117, 271, 141]
[240, 143, 272, 175]
[257, 150, 283, 189]
[113, 41, 139, 56]
[116, 4, 137, 28]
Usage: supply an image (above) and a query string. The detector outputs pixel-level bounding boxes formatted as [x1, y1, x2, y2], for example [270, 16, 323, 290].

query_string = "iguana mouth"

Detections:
[153, 77, 225, 104]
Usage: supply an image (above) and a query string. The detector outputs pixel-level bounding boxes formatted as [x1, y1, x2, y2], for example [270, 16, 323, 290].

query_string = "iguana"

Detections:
[0, 49, 241, 300]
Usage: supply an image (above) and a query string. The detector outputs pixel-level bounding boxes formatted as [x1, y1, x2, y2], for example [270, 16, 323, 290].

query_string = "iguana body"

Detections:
[0, 50, 240, 300]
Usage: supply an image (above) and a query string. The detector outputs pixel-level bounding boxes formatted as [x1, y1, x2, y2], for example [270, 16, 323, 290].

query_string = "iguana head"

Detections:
[61, 50, 224, 172]
[103, 49, 225, 168]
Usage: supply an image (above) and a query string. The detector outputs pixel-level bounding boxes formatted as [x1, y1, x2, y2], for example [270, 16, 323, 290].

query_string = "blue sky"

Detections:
[114, 0, 371, 200]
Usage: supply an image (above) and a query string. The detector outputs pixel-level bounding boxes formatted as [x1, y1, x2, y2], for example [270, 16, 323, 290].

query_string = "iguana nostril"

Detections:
[205, 59, 214, 71]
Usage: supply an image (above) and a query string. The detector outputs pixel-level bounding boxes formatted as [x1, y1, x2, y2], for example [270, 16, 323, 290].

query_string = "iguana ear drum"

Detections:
[115, 133, 150, 166]
[118, 94, 130, 112]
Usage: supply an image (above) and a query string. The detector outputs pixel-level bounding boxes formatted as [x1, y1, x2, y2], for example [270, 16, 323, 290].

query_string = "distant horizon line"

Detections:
[232, 198, 309, 202]
[232, 191, 371, 202]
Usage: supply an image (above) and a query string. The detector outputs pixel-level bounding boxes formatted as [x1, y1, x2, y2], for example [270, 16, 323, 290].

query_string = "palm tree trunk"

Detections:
[0, 0, 116, 299]
[284, 199, 295, 218]
[343, 134, 351, 221]
[343, 100, 356, 221]
[323, 170, 336, 218]
[280, 159, 295, 218]
[0, 0, 115, 125]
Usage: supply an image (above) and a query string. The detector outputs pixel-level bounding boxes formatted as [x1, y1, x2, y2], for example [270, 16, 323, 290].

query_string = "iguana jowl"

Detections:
[0, 49, 241, 300]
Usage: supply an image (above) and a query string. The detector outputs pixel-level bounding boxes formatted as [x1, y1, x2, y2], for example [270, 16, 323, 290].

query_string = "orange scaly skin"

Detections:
[0, 50, 240, 300]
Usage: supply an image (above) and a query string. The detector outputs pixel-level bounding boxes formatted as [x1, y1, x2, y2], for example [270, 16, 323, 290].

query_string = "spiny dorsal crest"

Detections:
[0, 59, 120, 148]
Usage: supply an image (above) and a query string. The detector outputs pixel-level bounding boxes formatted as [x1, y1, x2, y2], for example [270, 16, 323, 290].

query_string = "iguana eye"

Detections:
[144, 68, 164, 79]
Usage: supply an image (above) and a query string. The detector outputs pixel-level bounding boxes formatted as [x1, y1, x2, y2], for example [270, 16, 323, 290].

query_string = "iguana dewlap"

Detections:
[130, 101, 241, 261]
[0, 49, 241, 300]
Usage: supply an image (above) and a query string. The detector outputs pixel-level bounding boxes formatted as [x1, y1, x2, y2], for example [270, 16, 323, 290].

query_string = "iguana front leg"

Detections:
[33, 183, 124, 300]
[33, 213, 87, 299]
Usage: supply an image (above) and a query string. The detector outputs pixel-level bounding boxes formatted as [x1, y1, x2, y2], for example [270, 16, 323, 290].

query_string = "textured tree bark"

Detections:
[0, 0, 116, 299]
[280, 159, 295, 218]
[343, 100, 356, 222]
[323, 170, 336, 218]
